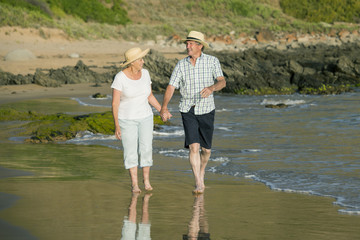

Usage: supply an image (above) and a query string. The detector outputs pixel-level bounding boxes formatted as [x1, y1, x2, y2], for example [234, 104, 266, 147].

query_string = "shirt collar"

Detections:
[186, 52, 204, 63]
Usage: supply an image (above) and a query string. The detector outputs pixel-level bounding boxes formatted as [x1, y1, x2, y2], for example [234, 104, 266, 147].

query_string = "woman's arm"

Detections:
[148, 90, 162, 112]
[112, 88, 122, 140]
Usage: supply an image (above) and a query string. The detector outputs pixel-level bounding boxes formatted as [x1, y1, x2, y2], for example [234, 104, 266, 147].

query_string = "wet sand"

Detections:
[1, 111, 360, 239]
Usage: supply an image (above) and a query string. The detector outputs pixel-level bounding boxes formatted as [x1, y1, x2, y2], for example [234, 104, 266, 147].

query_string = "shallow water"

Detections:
[70, 91, 360, 214]
[2, 91, 360, 239]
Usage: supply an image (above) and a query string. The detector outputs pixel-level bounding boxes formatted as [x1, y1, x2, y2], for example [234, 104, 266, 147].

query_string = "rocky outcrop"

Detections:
[0, 60, 117, 87]
[144, 49, 177, 91]
[1, 42, 360, 95]
[210, 42, 360, 94]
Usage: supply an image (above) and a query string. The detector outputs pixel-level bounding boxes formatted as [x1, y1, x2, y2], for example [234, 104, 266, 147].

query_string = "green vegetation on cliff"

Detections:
[280, 0, 360, 23]
[0, 0, 129, 25]
[1, 0, 359, 40]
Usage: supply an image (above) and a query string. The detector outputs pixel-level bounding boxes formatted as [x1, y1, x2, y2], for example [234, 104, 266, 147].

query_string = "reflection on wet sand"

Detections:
[120, 193, 152, 240]
[183, 194, 210, 240]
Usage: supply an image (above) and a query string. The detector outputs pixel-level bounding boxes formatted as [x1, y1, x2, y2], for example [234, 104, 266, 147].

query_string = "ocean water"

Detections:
[69, 90, 360, 215]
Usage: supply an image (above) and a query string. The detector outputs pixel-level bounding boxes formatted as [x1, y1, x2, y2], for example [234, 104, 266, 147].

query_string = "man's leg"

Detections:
[200, 147, 211, 190]
[189, 143, 203, 193]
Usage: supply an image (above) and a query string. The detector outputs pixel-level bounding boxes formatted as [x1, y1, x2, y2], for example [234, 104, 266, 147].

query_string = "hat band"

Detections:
[186, 37, 203, 42]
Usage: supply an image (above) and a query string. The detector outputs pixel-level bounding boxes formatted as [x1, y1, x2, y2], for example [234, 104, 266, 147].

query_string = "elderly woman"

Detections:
[111, 47, 163, 193]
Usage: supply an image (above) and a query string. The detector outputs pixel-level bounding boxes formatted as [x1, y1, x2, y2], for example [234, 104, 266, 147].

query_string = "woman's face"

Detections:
[131, 58, 144, 70]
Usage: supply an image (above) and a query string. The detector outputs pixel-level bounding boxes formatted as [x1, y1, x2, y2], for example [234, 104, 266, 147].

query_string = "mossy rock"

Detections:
[0, 108, 170, 143]
[92, 92, 107, 99]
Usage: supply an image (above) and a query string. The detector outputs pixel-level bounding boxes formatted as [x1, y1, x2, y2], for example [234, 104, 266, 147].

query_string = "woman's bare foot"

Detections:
[144, 183, 153, 191]
[143, 179, 153, 191]
[132, 185, 141, 193]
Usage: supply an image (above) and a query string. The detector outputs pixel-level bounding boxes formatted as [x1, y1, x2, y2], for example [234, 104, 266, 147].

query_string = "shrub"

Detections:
[280, 0, 360, 23]
[47, 0, 130, 25]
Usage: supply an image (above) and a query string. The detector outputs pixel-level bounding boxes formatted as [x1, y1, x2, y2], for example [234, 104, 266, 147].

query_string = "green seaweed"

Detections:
[299, 84, 353, 95]
[0, 108, 169, 143]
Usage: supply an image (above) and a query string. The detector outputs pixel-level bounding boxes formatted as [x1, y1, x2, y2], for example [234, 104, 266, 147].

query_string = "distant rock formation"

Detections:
[4, 49, 36, 61]
[1, 42, 360, 95]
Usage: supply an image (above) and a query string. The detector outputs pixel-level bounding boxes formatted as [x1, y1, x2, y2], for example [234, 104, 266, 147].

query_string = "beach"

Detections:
[1, 28, 360, 239]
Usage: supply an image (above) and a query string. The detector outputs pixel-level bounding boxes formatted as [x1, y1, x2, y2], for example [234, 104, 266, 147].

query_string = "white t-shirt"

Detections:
[111, 69, 153, 120]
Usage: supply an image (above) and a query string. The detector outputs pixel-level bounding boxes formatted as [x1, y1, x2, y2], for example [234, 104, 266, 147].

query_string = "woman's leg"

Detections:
[142, 166, 152, 191]
[129, 166, 141, 193]
[138, 115, 154, 191]
[119, 119, 140, 192]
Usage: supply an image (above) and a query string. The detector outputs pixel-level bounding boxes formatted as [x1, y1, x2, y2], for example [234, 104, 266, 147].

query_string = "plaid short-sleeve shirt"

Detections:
[169, 53, 224, 115]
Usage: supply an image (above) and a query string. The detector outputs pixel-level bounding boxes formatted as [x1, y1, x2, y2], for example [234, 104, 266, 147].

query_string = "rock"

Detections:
[336, 56, 355, 76]
[143, 49, 177, 91]
[288, 60, 303, 74]
[34, 69, 62, 87]
[0, 70, 33, 85]
[4, 49, 36, 61]
[265, 103, 288, 108]
[92, 92, 107, 98]
[69, 53, 80, 58]
[255, 30, 275, 43]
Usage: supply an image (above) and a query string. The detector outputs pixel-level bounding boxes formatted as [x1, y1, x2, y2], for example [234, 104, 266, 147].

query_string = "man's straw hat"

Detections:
[182, 31, 209, 48]
[120, 47, 150, 66]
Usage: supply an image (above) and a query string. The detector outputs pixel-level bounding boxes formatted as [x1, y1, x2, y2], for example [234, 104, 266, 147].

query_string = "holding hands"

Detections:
[160, 108, 172, 122]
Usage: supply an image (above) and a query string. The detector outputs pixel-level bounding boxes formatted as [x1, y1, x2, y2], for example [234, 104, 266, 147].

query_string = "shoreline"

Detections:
[0, 83, 113, 105]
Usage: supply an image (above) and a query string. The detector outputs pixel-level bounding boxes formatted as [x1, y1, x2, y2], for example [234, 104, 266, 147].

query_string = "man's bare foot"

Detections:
[132, 186, 141, 193]
[192, 187, 204, 194]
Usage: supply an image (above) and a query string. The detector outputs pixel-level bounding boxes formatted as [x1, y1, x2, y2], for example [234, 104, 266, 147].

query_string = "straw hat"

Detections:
[182, 31, 209, 48]
[120, 47, 150, 66]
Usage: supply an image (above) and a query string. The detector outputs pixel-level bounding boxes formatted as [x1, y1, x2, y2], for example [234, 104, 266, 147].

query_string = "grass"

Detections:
[1, 0, 359, 41]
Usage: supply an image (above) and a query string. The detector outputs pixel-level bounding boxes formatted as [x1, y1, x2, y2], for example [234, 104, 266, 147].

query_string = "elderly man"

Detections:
[160, 31, 226, 194]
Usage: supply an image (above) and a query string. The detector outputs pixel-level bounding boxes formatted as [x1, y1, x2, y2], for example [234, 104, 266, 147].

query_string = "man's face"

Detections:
[186, 41, 203, 57]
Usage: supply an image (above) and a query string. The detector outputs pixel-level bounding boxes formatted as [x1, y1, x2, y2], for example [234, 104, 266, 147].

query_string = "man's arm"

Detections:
[200, 76, 226, 98]
[160, 85, 175, 121]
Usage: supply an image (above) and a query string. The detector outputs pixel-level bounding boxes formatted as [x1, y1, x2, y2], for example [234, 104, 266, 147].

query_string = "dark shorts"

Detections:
[181, 106, 215, 149]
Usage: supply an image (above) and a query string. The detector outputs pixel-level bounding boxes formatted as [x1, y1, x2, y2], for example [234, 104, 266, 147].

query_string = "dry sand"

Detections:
[0, 26, 185, 105]
[0, 26, 185, 75]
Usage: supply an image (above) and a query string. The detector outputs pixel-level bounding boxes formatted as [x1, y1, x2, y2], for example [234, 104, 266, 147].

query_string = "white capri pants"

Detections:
[119, 115, 153, 169]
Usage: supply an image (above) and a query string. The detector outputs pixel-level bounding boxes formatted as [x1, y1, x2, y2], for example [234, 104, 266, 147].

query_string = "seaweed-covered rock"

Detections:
[0, 108, 169, 143]
[0, 70, 33, 85]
